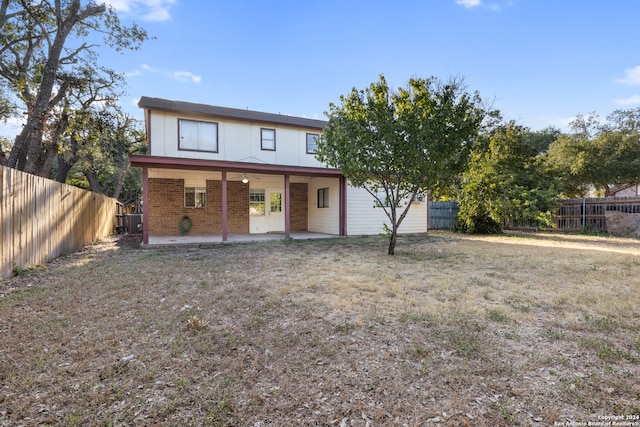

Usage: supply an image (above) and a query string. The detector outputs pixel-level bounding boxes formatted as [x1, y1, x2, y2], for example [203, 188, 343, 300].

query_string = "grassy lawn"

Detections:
[1, 231, 639, 426]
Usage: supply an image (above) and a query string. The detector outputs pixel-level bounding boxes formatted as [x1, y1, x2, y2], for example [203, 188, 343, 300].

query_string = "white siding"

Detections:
[308, 177, 340, 234]
[346, 185, 427, 235]
[148, 169, 221, 182]
[148, 111, 324, 168]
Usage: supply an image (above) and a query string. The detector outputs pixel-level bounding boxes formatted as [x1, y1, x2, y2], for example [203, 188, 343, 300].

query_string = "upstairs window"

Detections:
[261, 128, 276, 151]
[185, 187, 206, 208]
[179, 119, 218, 153]
[306, 133, 319, 154]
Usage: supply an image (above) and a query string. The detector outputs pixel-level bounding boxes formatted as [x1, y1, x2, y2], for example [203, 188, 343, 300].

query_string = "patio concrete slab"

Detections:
[144, 232, 338, 247]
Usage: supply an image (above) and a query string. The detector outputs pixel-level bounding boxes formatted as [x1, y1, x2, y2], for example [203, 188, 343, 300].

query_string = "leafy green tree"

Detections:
[545, 111, 640, 197]
[42, 65, 127, 180]
[317, 75, 488, 254]
[526, 126, 561, 155]
[0, 0, 148, 176]
[0, 135, 10, 165]
[56, 106, 146, 202]
[0, 86, 11, 121]
[458, 122, 560, 233]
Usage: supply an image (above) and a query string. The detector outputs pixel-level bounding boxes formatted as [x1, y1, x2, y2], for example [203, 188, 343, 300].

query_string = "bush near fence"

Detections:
[1, 165, 118, 279]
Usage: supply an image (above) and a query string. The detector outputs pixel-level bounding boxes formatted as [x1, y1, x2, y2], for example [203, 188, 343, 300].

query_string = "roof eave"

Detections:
[129, 155, 342, 178]
[138, 96, 327, 130]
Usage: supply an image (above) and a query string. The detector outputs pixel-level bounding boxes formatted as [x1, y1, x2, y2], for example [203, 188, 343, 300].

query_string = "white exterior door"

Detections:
[266, 189, 284, 232]
[249, 188, 284, 233]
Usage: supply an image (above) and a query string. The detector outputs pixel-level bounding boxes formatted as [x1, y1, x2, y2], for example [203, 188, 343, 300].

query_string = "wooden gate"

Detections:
[428, 201, 459, 230]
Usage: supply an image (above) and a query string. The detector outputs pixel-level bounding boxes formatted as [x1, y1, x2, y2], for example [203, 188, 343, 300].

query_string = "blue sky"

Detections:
[4, 0, 640, 138]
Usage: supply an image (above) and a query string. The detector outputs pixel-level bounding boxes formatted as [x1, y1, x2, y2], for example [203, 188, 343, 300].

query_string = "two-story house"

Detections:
[129, 97, 428, 245]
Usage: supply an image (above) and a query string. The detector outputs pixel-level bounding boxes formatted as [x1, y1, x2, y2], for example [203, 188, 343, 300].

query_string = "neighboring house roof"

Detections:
[138, 96, 327, 130]
[608, 183, 638, 196]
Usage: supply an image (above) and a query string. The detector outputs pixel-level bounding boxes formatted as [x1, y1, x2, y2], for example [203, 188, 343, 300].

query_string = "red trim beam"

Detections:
[129, 155, 343, 178]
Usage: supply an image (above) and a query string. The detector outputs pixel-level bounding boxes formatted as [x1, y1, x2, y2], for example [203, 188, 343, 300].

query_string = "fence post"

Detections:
[582, 198, 586, 230]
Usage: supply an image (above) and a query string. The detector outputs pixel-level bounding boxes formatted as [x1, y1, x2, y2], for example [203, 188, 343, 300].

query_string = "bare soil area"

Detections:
[1, 231, 639, 426]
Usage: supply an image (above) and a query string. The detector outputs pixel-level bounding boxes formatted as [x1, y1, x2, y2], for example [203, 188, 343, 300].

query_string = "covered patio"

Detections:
[129, 155, 347, 245]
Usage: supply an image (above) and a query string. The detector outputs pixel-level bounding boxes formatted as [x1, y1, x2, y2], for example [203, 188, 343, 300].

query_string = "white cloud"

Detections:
[142, 7, 171, 21]
[614, 95, 640, 105]
[543, 115, 578, 133]
[136, 64, 201, 84]
[104, 0, 132, 12]
[617, 65, 640, 85]
[173, 71, 202, 84]
[103, 0, 176, 22]
[456, 0, 513, 11]
[456, 0, 481, 8]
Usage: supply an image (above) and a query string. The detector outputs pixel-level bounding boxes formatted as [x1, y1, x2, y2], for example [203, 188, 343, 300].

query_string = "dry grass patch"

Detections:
[1, 231, 639, 426]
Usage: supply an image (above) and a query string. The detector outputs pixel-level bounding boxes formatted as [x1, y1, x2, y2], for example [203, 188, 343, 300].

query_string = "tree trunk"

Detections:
[387, 227, 398, 255]
[111, 167, 128, 201]
[56, 156, 75, 183]
[39, 142, 57, 178]
[21, 28, 73, 175]
[14, 1, 105, 176]
[41, 112, 70, 179]
[85, 169, 102, 194]
[8, 125, 32, 170]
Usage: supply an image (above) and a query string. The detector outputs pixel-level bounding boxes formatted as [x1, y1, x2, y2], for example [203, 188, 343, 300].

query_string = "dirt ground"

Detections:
[0, 231, 639, 426]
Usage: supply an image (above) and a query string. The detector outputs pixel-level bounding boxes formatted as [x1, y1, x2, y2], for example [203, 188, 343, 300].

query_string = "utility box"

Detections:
[123, 214, 143, 234]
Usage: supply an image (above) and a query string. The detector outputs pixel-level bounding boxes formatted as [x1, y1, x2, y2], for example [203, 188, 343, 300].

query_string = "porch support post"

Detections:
[142, 168, 149, 244]
[221, 171, 228, 242]
[284, 174, 291, 238]
[340, 176, 347, 236]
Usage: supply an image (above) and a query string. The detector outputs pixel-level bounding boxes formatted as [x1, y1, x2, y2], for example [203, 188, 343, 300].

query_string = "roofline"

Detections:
[129, 155, 343, 178]
[609, 182, 637, 194]
[138, 96, 327, 130]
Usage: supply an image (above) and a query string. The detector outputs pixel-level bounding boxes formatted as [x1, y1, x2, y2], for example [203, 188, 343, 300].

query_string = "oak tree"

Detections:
[545, 111, 640, 197]
[0, 0, 148, 176]
[317, 75, 487, 254]
[457, 122, 560, 233]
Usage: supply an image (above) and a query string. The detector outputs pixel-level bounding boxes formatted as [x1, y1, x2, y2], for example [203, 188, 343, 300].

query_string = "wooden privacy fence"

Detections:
[552, 197, 640, 232]
[428, 197, 640, 232]
[498, 197, 640, 231]
[428, 201, 459, 229]
[1, 165, 118, 279]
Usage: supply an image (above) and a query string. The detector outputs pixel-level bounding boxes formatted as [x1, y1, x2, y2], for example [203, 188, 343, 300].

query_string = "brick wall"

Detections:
[148, 178, 249, 236]
[227, 181, 249, 234]
[147, 178, 310, 236]
[290, 183, 308, 232]
[148, 178, 184, 236]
